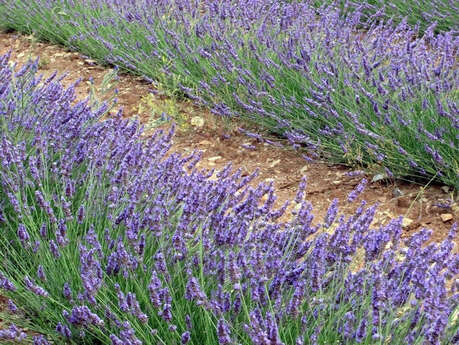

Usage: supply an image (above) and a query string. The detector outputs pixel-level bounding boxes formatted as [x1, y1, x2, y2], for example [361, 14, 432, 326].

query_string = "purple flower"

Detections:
[56, 322, 72, 338]
[185, 277, 208, 306]
[37, 265, 46, 282]
[24, 276, 48, 297]
[0, 324, 26, 341]
[355, 317, 367, 343]
[77, 205, 85, 224]
[7, 299, 17, 313]
[324, 198, 339, 228]
[33, 335, 51, 345]
[185, 314, 192, 330]
[217, 318, 232, 344]
[63, 282, 73, 301]
[295, 176, 307, 203]
[347, 178, 368, 202]
[64, 305, 104, 328]
[17, 224, 30, 245]
[39, 223, 47, 238]
[0, 272, 16, 291]
[181, 331, 191, 344]
[148, 271, 163, 308]
[110, 334, 123, 345]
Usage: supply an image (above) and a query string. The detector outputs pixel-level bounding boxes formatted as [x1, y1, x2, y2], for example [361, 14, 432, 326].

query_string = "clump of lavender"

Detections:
[351, 0, 458, 33]
[0, 52, 457, 344]
[303, 0, 458, 33]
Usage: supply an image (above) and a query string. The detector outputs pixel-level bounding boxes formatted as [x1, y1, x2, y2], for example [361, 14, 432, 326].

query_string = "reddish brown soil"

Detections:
[1, 31, 457, 244]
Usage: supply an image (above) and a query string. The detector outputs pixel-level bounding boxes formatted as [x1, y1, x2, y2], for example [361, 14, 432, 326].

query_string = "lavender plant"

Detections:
[299, 0, 459, 33]
[0, 53, 458, 344]
[0, 0, 457, 188]
[353, 0, 458, 34]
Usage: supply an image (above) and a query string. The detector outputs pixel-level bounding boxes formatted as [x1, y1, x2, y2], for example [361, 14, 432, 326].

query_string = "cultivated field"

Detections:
[0, 1, 457, 344]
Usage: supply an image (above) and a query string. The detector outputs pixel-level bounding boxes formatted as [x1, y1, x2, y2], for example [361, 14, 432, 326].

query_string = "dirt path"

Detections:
[0, 31, 457, 245]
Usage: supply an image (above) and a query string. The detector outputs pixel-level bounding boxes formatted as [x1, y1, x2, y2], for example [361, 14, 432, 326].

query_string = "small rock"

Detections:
[392, 187, 404, 198]
[440, 186, 450, 193]
[208, 156, 222, 162]
[300, 165, 308, 174]
[382, 211, 394, 218]
[402, 218, 413, 228]
[372, 173, 387, 183]
[269, 159, 281, 168]
[440, 213, 453, 222]
[332, 181, 341, 185]
[191, 116, 205, 127]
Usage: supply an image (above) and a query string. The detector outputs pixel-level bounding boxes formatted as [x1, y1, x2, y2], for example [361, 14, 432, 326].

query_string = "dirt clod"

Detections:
[440, 214, 453, 223]
[397, 197, 412, 208]
[402, 218, 414, 228]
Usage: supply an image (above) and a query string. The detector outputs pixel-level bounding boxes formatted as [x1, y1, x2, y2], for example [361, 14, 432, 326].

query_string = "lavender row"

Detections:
[297, 0, 458, 33]
[0, 53, 458, 344]
[0, 0, 458, 187]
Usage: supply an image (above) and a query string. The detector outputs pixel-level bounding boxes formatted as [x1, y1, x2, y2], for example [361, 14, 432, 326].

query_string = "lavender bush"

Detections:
[352, 0, 458, 33]
[0, 0, 458, 188]
[298, 0, 458, 33]
[0, 54, 458, 344]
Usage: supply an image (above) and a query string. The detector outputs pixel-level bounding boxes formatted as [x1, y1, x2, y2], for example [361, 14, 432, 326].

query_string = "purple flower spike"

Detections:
[0, 272, 16, 291]
[37, 265, 46, 282]
[217, 318, 232, 344]
[347, 178, 368, 203]
[181, 331, 191, 344]
[7, 299, 17, 313]
[17, 224, 30, 246]
[56, 322, 72, 338]
[295, 176, 307, 203]
[33, 335, 51, 345]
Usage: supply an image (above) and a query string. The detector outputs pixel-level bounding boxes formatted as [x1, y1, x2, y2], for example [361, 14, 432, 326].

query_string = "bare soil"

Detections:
[0, 31, 457, 244]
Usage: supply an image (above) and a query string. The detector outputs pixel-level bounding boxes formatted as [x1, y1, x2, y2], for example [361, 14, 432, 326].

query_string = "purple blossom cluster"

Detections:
[0, 45, 458, 345]
[0, 324, 27, 342]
